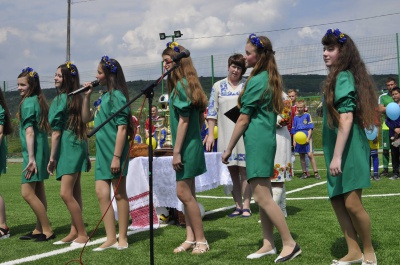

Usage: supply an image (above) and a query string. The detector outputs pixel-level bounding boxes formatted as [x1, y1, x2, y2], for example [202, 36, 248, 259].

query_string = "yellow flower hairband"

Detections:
[65, 61, 77, 76]
[167, 41, 180, 52]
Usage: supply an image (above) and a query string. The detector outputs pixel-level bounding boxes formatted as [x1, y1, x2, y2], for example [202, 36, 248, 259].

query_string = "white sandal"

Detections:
[192, 241, 210, 254]
[173, 240, 196, 253]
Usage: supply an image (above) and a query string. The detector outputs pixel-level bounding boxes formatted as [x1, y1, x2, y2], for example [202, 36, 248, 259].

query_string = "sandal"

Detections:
[192, 241, 210, 254]
[0, 227, 10, 240]
[173, 240, 196, 253]
[242, 209, 252, 218]
[228, 208, 242, 218]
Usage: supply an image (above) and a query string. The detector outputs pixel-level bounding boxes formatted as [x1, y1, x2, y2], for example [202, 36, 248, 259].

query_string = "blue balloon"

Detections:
[364, 126, 378, 141]
[386, 102, 400, 120]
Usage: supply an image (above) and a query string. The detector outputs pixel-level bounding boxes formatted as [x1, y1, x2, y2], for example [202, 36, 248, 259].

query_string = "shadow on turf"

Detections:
[330, 237, 380, 259]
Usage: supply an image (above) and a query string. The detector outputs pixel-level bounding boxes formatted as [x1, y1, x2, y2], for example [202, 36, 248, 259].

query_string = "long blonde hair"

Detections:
[162, 45, 208, 111]
[238, 35, 283, 114]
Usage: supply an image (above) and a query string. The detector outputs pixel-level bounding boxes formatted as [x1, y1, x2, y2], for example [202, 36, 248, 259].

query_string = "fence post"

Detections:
[211, 55, 214, 87]
[160, 61, 164, 95]
[396, 33, 400, 81]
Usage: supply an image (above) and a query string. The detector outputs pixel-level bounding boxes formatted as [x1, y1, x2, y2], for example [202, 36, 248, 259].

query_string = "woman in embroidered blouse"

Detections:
[206, 54, 252, 218]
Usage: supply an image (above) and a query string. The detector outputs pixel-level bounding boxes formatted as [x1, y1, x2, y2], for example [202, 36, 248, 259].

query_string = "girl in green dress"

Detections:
[82, 56, 134, 251]
[0, 90, 13, 240]
[48, 62, 90, 246]
[162, 42, 209, 254]
[322, 29, 377, 265]
[17, 67, 55, 241]
[222, 34, 301, 263]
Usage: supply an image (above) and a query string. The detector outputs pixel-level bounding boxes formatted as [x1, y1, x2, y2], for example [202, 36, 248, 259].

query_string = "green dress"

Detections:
[49, 93, 88, 180]
[322, 71, 371, 198]
[240, 71, 277, 180]
[169, 79, 206, 181]
[94, 90, 130, 180]
[19, 96, 50, 183]
[0, 105, 7, 174]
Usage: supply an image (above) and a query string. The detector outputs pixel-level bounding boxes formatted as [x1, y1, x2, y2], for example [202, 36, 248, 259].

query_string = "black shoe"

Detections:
[373, 175, 381, 181]
[34, 233, 56, 242]
[389, 174, 399, 180]
[19, 232, 43, 240]
[379, 170, 389, 177]
[274, 244, 301, 263]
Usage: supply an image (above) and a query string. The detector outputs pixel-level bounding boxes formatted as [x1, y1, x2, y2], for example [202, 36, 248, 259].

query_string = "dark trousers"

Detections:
[390, 138, 400, 174]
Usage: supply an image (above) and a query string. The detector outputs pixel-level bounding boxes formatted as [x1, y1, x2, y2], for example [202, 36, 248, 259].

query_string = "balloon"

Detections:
[213, 126, 218, 139]
[294, 131, 307, 145]
[146, 137, 157, 149]
[365, 126, 378, 141]
[386, 102, 400, 120]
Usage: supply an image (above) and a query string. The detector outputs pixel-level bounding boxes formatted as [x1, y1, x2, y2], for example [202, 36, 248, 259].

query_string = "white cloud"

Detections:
[297, 27, 321, 40]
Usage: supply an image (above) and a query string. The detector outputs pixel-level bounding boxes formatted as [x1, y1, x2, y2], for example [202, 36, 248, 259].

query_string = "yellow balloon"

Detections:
[213, 126, 218, 139]
[294, 132, 307, 145]
[146, 137, 157, 149]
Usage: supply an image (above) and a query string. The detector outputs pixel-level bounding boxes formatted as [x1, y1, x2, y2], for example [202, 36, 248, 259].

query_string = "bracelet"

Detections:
[114, 154, 121, 158]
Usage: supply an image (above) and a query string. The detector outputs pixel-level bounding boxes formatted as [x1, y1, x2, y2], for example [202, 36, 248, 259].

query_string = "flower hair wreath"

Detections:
[21, 67, 38, 78]
[326, 28, 347, 44]
[101, 55, 118, 73]
[65, 61, 77, 76]
[248, 33, 275, 54]
[166, 41, 180, 53]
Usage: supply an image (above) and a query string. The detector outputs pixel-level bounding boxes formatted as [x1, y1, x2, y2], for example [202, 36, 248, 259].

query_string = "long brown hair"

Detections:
[0, 90, 13, 135]
[98, 57, 134, 137]
[162, 45, 208, 111]
[238, 35, 283, 114]
[57, 63, 86, 139]
[17, 69, 50, 133]
[322, 31, 377, 129]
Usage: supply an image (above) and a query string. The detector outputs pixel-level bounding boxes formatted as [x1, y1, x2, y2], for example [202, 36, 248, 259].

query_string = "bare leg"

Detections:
[176, 179, 208, 253]
[112, 177, 129, 247]
[250, 178, 296, 257]
[344, 190, 375, 262]
[299, 154, 307, 175]
[228, 166, 243, 211]
[330, 193, 364, 261]
[307, 152, 319, 174]
[95, 180, 117, 248]
[60, 173, 87, 243]
[0, 195, 7, 228]
[239, 166, 252, 215]
[22, 182, 53, 237]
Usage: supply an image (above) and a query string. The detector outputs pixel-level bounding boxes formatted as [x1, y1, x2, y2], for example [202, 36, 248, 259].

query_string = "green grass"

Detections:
[0, 156, 398, 265]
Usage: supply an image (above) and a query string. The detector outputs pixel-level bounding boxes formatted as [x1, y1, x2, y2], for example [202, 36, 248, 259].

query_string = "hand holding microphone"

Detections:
[68, 80, 100, 96]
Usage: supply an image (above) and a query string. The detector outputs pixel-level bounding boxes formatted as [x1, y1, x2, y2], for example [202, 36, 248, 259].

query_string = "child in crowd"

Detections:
[385, 86, 400, 180]
[82, 56, 134, 251]
[369, 136, 380, 181]
[48, 62, 90, 246]
[287, 88, 309, 178]
[0, 90, 13, 240]
[291, 100, 321, 179]
[322, 28, 376, 264]
[17, 67, 55, 241]
[162, 41, 209, 254]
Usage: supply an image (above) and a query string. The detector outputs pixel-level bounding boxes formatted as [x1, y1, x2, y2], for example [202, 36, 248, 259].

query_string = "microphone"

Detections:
[68, 80, 100, 96]
[172, 49, 190, 62]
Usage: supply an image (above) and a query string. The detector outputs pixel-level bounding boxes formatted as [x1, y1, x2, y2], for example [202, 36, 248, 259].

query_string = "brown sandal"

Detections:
[192, 241, 210, 254]
[173, 240, 196, 253]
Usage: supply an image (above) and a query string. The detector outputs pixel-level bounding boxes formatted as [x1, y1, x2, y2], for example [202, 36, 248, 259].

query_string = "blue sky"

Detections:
[0, 0, 398, 87]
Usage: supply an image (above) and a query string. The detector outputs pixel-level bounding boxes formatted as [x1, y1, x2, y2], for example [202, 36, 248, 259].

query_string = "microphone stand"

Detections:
[87, 63, 180, 265]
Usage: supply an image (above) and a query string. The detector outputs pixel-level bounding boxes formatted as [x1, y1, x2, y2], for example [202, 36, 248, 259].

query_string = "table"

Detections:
[123, 152, 231, 230]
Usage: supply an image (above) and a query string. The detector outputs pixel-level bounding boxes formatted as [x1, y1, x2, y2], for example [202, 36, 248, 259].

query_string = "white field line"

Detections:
[2, 180, 399, 265]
